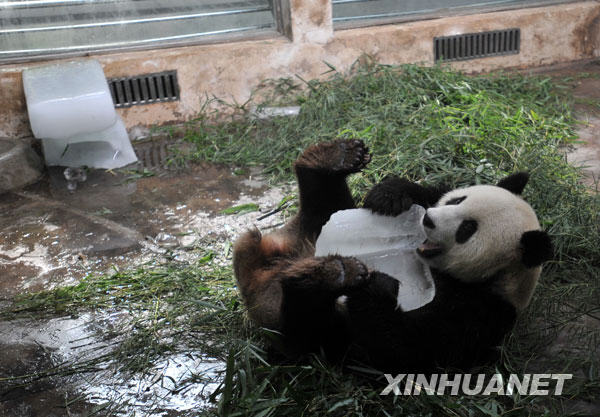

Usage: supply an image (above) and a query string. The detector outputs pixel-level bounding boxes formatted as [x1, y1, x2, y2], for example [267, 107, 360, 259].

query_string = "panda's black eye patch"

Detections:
[445, 196, 467, 206]
[456, 220, 478, 243]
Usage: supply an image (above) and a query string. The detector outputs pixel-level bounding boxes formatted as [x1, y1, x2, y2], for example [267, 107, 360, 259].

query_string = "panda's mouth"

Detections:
[416, 240, 444, 258]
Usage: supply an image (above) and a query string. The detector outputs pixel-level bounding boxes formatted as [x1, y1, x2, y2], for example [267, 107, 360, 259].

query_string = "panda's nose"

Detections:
[423, 212, 435, 229]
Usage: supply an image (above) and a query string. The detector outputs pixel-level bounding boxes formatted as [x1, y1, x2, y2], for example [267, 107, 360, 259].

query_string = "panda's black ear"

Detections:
[497, 172, 529, 195]
[520, 230, 553, 268]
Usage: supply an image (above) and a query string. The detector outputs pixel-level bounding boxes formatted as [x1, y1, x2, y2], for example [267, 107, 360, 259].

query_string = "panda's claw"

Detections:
[353, 147, 371, 170]
[337, 256, 369, 288]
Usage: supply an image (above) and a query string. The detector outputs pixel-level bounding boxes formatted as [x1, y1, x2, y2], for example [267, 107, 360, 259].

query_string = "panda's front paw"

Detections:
[363, 177, 415, 216]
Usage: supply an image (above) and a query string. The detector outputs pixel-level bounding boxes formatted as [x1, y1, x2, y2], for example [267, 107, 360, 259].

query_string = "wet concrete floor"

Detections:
[1, 60, 600, 417]
[0, 163, 288, 299]
[0, 150, 291, 416]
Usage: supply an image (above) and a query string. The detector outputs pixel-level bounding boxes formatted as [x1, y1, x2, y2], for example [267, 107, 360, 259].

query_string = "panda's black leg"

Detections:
[293, 139, 371, 241]
[363, 176, 447, 216]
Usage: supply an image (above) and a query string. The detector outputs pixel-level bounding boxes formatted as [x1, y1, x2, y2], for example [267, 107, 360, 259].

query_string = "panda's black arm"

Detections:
[363, 176, 448, 216]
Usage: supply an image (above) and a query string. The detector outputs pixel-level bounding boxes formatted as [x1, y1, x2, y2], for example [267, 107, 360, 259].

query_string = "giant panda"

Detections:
[233, 139, 552, 371]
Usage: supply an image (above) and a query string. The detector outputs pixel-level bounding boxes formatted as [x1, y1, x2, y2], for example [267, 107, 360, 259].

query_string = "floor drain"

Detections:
[134, 141, 171, 170]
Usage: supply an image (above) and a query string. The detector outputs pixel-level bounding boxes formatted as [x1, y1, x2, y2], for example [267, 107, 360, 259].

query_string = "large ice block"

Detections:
[315, 205, 435, 311]
[23, 60, 116, 139]
[41, 117, 138, 169]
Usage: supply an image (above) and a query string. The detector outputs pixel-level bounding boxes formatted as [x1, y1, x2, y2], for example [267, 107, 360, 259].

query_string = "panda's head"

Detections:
[416, 173, 552, 311]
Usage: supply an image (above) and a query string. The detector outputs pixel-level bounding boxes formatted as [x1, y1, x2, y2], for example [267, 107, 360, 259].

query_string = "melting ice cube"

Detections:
[315, 205, 435, 311]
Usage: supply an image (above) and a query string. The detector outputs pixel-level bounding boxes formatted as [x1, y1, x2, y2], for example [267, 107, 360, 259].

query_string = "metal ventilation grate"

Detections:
[434, 28, 520, 63]
[108, 71, 179, 108]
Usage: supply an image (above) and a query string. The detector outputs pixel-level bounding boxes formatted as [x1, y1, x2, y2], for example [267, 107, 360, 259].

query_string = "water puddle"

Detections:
[82, 353, 223, 415]
[0, 312, 224, 416]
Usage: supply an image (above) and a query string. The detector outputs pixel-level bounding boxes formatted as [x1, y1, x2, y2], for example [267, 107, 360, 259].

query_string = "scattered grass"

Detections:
[220, 203, 260, 215]
[120, 168, 156, 183]
[92, 207, 113, 216]
[574, 96, 600, 110]
[572, 71, 600, 80]
[3, 63, 600, 416]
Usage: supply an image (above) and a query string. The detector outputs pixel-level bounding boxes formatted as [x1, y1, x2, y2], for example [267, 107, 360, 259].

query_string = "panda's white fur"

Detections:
[419, 184, 542, 311]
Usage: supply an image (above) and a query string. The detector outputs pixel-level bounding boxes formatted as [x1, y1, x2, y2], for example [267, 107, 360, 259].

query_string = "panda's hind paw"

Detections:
[295, 139, 371, 174]
[332, 256, 369, 289]
[337, 139, 371, 174]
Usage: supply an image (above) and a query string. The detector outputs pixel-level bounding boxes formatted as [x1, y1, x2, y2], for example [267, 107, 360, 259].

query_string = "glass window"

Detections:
[333, 0, 574, 27]
[0, 0, 276, 62]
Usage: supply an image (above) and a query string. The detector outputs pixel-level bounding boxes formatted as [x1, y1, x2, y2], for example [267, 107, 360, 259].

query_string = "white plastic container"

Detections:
[23, 60, 117, 139]
[315, 205, 435, 311]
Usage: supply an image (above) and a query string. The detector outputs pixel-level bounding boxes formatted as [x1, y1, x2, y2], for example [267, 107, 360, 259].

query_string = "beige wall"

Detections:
[1, 1, 599, 138]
